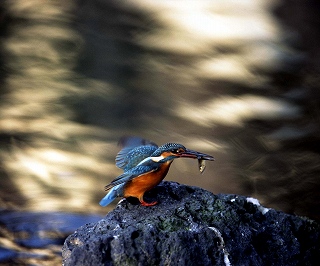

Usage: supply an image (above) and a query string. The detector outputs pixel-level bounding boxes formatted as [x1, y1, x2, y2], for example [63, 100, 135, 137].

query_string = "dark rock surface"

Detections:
[62, 181, 320, 266]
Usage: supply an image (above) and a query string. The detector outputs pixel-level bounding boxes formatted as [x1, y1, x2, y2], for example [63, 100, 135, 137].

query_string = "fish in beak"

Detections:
[178, 149, 214, 174]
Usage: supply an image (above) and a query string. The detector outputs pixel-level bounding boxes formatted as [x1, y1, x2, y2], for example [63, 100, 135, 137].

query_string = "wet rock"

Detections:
[62, 181, 320, 266]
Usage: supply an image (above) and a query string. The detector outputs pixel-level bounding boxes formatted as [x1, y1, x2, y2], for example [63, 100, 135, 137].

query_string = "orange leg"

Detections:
[139, 195, 158, 206]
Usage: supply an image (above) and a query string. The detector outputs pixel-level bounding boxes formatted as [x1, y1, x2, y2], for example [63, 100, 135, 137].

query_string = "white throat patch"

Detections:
[137, 155, 164, 166]
[150, 155, 165, 162]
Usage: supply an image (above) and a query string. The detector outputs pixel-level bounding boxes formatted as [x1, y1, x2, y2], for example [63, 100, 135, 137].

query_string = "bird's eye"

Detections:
[171, 149, 179, 154]
[171, 148, 184, 154]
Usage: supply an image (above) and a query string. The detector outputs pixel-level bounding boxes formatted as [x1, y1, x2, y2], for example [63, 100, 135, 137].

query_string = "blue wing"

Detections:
[115, 136, 158, 171]
[99, 164, 158, 207]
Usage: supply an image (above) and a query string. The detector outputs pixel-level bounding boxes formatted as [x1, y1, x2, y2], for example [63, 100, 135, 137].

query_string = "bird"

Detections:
[99, 136, 214, 207]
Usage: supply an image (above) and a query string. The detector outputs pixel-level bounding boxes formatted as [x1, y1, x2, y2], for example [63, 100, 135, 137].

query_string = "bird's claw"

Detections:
[140, 200, 158, 206]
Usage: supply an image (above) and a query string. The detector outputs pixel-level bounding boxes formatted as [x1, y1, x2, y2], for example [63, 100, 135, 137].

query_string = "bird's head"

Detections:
[151, 143, 214, 163]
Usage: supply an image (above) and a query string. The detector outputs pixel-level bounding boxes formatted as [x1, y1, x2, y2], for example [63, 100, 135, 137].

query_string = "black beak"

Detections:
[178, 149, 214, 161]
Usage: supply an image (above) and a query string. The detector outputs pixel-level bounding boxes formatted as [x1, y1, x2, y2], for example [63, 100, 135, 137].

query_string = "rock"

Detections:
[62, 181, 320, 266]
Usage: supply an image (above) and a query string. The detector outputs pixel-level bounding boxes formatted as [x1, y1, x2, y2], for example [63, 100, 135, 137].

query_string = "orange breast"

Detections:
[123, 161, 172, 198]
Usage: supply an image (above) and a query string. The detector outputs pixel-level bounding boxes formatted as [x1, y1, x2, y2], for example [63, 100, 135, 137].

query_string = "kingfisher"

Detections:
[99, 136, 214, 207]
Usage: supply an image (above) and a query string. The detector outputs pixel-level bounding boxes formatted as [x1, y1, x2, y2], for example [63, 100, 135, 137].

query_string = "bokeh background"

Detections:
[0, 0, 320, 264]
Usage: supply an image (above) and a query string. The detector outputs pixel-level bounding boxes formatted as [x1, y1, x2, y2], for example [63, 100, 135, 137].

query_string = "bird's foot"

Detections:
[140, 200, 158, 206]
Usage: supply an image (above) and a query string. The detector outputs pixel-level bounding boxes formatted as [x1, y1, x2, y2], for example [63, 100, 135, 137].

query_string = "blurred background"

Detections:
[0, 0, 319, 264]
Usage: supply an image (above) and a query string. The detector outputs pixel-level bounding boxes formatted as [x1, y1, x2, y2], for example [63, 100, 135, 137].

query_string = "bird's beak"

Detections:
[178, 149, 215, 161]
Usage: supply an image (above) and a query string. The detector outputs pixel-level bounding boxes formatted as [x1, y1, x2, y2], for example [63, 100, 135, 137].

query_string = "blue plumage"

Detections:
[100, 136, 214, 207]
[116, 145, 157, 171]
[99, 164, 158, 206]
[99, 184, 123, 207]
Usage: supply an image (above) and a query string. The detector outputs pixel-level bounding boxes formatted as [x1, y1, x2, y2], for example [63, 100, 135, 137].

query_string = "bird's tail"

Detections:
[99, 185, 121, 207]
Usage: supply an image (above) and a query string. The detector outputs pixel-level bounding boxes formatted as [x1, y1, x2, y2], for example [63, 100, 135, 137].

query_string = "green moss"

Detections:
[157, 217, 187, 232]
[213, 199, 226, 210]
[113, 252, 137, 266]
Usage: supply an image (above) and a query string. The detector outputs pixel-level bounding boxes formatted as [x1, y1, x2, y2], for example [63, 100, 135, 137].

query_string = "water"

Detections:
[0, 0, 320, 264]
[0, 211, 103, 265]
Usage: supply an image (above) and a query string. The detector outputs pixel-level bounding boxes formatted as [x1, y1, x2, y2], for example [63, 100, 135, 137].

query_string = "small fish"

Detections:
[196, 152, 214, 174]
[198, 159, 206, 174]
